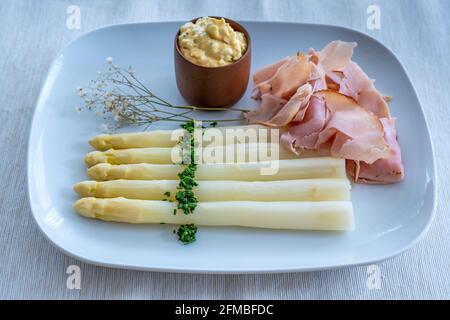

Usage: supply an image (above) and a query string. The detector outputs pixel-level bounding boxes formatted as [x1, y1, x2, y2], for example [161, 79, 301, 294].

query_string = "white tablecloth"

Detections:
[0, 0, 449, 299]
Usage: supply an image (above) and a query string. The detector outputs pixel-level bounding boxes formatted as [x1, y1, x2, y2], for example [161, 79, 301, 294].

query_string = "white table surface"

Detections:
[0, 0, 449, 299]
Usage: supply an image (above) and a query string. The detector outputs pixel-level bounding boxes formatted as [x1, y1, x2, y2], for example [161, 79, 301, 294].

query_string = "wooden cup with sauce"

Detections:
[174, 17, 251, 108]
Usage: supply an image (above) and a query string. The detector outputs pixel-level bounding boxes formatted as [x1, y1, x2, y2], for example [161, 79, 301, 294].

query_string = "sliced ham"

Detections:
[265, 83, 313, 126]
[358, 89, 391, 118]
[253, 57, 289, 85]
[246, 84, 312, 127]
[244, 94, 287, 124]
[307, 41, 356, 92]
[280, 95, 328, 154]
[325, 71, 344, 90]
[314, 90, 390, 164]
[247, 40, 403, 184]
[318, 41, 357, 72]
[339, 62, 390, 118]
[347, 118, 404, 184]
[308, 49, 327, 91]
[310, 78, 327, 92]
[252, 53, 314, 99]
[339, 62, 372, 98]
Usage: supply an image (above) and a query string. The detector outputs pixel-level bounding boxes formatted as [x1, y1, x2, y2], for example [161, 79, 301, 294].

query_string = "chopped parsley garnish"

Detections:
[177, 224, 198, 244]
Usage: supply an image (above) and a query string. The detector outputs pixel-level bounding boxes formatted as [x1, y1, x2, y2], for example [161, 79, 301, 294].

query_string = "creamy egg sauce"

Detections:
[178, 17, 247, 67]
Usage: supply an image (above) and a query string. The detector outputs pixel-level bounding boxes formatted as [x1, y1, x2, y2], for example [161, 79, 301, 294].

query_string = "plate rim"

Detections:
[27, 20, 437, 273]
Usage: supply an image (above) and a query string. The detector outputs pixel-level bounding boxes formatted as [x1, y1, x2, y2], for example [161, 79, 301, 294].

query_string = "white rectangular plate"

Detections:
[28, 21, 436, 273]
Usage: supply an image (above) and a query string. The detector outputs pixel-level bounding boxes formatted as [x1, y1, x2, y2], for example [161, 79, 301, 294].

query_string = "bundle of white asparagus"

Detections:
[74, 126, 354, 231]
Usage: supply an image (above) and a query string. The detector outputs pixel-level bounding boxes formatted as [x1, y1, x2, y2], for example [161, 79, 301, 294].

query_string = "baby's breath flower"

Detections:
[100, 123, 110, 133]
[77, 88, 85, 97]
[75, 62, 245, 131]
[105, 99, 113, 109]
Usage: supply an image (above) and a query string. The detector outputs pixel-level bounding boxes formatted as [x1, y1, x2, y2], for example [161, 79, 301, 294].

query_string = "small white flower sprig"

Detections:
[76, 57, 248, 131]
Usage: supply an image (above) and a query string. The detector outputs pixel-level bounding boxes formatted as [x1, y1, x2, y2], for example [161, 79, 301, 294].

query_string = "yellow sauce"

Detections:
[178, 17, 247, 67]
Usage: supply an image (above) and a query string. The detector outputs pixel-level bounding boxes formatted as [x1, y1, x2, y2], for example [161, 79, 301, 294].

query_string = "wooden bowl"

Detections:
[174, 17, 251, 108]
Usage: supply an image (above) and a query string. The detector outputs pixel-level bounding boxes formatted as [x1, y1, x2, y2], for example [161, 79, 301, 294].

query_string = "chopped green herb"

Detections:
[173, 121, 201, 243]
[175, 120, 200, 215]
[175, 186, 198, 214]
[180, 120, 196, 134]
[176, 224, 198, 244]
[162, 191, 173, 202]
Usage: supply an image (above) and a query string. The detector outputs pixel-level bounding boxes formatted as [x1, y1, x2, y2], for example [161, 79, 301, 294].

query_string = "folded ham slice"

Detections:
[265, 83, 313, 126]
[335, 62, 390, 118]
[314, 90, 390, 164]
[347, 118, 404, 183]
[252, 53, 314, 99]
[253, 57, 289, 85]
[245, 93, 287, 124]
[308, 49, 327, 91]
[280, 95, 328, 154]
[317, 41, 357, 72]
[280, 91, 390, 164]
[246, 83, 313, 127]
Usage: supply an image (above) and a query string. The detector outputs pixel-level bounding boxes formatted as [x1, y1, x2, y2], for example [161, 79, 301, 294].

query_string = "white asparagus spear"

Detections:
[74, 179, 351, 201]
[89, 125, 269, 150]
[84, 143, 308, 167]
[87, 157, 346, 181]
[74, 197, 355, 231]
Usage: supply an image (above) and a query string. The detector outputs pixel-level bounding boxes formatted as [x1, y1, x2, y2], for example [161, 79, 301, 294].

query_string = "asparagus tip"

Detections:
[73, 197, 97, 218]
